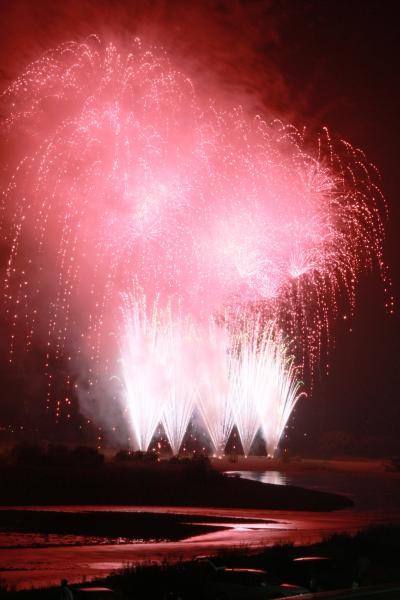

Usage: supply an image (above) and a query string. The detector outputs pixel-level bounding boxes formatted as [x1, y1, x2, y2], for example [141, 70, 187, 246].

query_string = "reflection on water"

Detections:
[228, 469, 400, 510]
[227, 470, 286, 486]
[1, 469, 400, 590]
[0, 532, 150, 549]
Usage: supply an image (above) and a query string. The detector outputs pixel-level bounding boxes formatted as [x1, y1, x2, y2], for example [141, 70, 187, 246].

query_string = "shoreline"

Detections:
[0, 462, 353, 511]
[211, 456, 390, 473]
[2, 523, 400, 594]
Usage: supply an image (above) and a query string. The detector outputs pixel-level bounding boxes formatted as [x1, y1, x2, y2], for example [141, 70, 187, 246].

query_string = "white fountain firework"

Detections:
[229, 319, 304, 456]
[119, 290, 199, 454]
[119, 290, 303, 456]
[196, 321, 234, 456]
[119, 291, 170, 451]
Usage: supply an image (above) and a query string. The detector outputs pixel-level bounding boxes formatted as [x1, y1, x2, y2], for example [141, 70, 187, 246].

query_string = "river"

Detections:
[1, 469, 399, 590]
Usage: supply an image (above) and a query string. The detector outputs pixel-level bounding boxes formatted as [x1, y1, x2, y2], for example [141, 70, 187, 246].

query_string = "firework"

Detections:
[196, 321, 234, 455]
[229, 318, 304, 456]
[119, 290, 302, 456]
[0, 37, 390, 446]
[119, 291, 170, 452]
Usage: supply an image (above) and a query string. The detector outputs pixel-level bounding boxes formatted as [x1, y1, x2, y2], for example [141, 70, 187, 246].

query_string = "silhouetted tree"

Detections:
[46, 444, 72, 466]
[11, 443, 44, 466]
[71, 446, 104, 467]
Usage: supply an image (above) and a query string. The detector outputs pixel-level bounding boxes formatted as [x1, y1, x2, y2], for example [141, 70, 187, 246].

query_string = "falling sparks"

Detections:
[0, 36, 392, 449]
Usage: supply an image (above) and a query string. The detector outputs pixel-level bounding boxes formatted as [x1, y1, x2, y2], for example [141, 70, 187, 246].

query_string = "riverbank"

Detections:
[3, 524, 400, 597]
[0, 461, 352, 511]
[0, 509, 276, 546]
[211, 455, 390, 473]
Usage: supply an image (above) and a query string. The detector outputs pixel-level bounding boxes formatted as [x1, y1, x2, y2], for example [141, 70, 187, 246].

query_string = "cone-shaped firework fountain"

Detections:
[120, 290, 304, 456]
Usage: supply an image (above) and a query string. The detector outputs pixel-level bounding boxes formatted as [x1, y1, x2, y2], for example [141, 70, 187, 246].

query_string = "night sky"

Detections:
[0, 0, 399, 451]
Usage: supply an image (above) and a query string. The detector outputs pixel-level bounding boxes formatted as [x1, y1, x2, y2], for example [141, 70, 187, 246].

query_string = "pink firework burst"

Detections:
[0, 36, 390, 435]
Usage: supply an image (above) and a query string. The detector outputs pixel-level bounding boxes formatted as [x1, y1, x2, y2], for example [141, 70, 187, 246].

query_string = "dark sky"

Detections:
[278, 0, 400, 445]
[0, 0, 399, 448]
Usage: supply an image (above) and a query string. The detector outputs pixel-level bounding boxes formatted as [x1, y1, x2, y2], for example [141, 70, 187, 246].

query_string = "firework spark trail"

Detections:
[196, 321, 234, 455]
[119, 291, 170, 451]
[120, 290, 302, 456]
[160, 314, 199, 456]
[120, 288, 201, 455]
[228, 319, 304, 456]
[0, 36, 391, 446]
[252, 327, 305, 455]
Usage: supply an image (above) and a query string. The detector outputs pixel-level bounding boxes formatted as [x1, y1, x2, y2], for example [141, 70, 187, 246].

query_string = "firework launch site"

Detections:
[0, 445, 353, 510]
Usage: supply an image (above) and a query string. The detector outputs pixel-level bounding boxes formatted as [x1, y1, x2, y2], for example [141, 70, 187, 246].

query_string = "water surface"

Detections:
[1, 470, 399, 590]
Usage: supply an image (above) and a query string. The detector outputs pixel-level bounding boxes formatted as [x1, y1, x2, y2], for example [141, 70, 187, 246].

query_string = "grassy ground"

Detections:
[2, 524, 400, 598]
